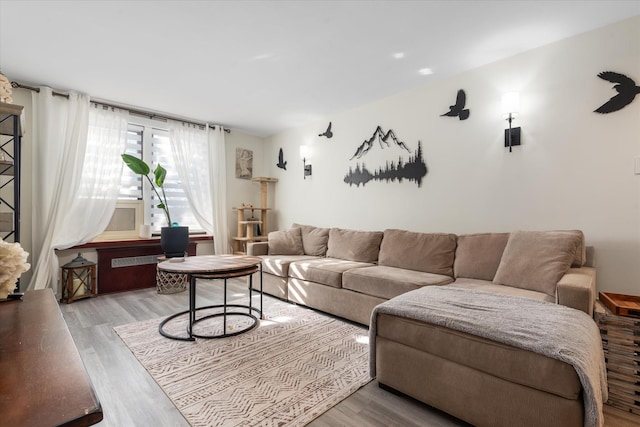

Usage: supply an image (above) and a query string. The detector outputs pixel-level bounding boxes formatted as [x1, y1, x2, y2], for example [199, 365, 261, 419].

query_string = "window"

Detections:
[118, 124, 143, 200]
[122, 117, 201, 234]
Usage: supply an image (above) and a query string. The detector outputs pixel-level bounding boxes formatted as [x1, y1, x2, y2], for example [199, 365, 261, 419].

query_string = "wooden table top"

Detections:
[157, 254, 262, 274]
[0, 289, 103, 427]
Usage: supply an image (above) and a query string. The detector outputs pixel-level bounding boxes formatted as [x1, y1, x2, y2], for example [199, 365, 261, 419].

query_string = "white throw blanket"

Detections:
[369, 286, 608, 427]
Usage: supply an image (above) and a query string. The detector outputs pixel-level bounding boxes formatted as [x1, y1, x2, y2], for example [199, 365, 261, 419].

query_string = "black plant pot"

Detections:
[161, 226, 189, 258]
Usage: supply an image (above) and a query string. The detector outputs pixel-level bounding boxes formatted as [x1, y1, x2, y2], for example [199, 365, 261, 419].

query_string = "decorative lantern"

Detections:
[61, 253, 97, 303]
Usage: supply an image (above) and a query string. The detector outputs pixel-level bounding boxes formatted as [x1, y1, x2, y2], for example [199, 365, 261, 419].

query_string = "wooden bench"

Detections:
[0, 289, 103, 426]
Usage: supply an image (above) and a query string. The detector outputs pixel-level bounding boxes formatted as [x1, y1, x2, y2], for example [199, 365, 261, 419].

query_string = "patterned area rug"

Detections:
[114, 300, 371, 426]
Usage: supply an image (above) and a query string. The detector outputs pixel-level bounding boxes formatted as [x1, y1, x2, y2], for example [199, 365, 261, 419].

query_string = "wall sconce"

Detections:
[501, 92, 521, 152]
[299, 145, 312, 179]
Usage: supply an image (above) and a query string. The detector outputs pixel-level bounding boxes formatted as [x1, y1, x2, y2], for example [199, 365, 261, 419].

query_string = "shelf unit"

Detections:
[232, 177, 277, 254]
[595, 300, 640, 416]
[0, 102, 23, 244]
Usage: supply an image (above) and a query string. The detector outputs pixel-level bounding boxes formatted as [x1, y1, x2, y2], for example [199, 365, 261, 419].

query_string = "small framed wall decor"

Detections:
[236, 148, 253, 179]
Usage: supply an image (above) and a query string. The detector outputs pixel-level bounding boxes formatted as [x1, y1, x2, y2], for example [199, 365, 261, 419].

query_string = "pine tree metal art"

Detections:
[344, 126, 427, 187]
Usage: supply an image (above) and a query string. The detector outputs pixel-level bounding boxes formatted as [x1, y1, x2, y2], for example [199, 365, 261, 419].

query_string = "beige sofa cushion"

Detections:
[379, 229, 457, 277]
[376, 313, 581, 400]
[326, 228, 383, 263]
[260, 255, 320, 278]
[454, 233, 510, 280]
[268, 228, 304, 255]
[449, 278, 554, 303]
[292, 223, 330, 256]
[343, 265, 453, 300]
[493, 231, 581, 297]
[289, 258, 374, 288]
[559, 230, 587, 267]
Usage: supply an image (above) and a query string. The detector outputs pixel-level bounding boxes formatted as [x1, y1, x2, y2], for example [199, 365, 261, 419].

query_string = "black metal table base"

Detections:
[158, 264, 263, 341]
[159, 304, 260, 341]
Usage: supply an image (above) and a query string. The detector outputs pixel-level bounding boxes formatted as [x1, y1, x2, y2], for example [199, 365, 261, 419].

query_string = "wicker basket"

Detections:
[156, 262, 187, 294]
[595, 301, 640, 416]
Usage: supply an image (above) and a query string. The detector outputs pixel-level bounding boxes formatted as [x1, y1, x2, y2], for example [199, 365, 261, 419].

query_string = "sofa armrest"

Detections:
[247, 242, 268, 256]
[557, 267, 596, 317]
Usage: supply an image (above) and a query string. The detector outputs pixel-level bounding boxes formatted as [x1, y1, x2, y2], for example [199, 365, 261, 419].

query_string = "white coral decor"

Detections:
[0, 239, 30, 298]
[0, 71, 13, 104]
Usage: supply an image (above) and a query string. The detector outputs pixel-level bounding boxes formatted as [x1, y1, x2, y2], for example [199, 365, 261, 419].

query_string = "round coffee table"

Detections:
[157, 255, 263, 341]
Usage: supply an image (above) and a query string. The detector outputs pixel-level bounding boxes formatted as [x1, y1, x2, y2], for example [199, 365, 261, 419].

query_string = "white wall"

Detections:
[265, 17, 640, 295]
[223, 130, 268, 250]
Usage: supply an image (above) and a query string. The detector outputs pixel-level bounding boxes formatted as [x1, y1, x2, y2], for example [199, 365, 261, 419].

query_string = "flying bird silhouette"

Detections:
[594, 71, 640, 114]
[319, 122, 333, 138]
[276, 148, 287, 170]
[441, 89, 470, 120]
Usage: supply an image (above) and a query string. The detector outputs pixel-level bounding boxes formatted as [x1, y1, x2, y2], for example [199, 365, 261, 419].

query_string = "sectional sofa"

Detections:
[247, 224, 596, 325]
[247, 224, 606, 427]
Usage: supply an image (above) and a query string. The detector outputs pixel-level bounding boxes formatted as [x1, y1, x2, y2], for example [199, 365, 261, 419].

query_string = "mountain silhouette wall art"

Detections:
[344, 141, 427, 187]
[350, 126, 410, 160]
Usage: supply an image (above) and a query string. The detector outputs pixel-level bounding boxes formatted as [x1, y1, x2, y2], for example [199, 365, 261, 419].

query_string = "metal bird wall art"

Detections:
[276, 148, 287, 170]
[319, 122, 333, 138]
[594, 71, 640, 114]
[441, 89, 470, 120]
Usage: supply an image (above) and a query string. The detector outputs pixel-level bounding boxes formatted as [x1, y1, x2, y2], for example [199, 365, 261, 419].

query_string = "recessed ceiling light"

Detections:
[419, 68, 433, 75]
[251, 53, 274, 61]
[392, 52, 405, 59]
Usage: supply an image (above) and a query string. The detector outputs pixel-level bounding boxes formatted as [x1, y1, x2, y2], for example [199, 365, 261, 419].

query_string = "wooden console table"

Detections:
[0, 289, 103, 426]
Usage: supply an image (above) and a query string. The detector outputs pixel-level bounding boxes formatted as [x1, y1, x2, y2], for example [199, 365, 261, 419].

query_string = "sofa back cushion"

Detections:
[492, 230, 581, 297]
[291, 223, 330, 256]
[454, 233, 510, 281]
[268, 228, 304, 255]
[378, 229, 457, 277]
[326, 228, 383, 263]
[559, 230, 586, 267]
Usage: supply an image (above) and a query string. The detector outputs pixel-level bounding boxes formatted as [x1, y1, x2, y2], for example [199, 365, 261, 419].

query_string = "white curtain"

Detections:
[56, 104, 129, 245]
[169, 122, 229, 254]
[209, 126, 229, 254]
[28, 93, 128, 293]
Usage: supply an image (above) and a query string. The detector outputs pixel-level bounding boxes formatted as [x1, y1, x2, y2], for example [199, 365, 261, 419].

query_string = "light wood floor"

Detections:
[59, 280, 638, 427]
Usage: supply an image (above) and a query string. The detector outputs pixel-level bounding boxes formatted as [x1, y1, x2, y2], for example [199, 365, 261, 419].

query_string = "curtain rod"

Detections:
[12, 81, 69, 99]
[10, 81, 230, 133]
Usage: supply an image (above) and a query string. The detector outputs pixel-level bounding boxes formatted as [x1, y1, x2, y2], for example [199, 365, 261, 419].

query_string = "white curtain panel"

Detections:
[28, 93, 127, 293]
[169, 122, 229, 254]
[28, 88, 89, 292]
[57, 104, 129, 245]
[209, 125, 229, 254]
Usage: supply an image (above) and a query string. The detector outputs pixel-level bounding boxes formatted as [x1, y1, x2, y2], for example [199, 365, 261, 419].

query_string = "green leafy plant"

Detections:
[121, 154, 173, 227]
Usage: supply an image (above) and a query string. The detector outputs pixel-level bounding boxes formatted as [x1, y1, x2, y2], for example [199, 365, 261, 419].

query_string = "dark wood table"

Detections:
[157, 255, 263, 341]
[0, 289, 103, 427]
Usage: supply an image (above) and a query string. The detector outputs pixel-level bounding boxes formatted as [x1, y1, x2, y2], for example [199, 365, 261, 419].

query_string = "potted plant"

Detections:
[121, 154, 188, 258]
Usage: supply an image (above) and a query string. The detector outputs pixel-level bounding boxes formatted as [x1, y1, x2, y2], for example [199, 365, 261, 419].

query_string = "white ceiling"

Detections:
[1, 1, 639, 137]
